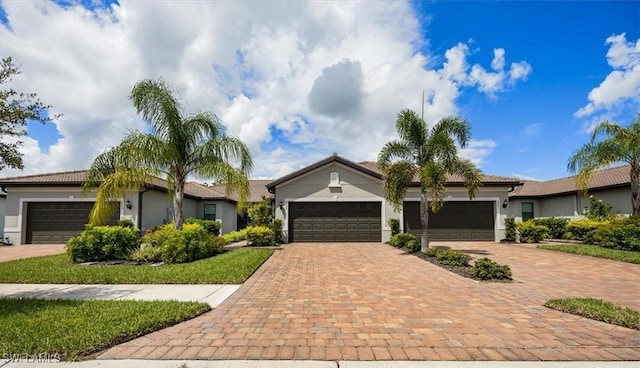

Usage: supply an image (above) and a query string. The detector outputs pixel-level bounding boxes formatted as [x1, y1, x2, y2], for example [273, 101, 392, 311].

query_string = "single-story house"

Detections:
[0, 170, 270, 245]
[508, 165, 632, 221]
[266, 154, 522, 243]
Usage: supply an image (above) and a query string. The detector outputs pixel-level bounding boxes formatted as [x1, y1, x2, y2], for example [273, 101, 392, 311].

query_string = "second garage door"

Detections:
[26, 202, 119, 244]
[403, 201, 495, 241]
[289, 202, 382, 242]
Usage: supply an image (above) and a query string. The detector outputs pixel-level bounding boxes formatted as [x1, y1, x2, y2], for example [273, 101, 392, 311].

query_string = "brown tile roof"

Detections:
[510, 165, 631, 197]
[0, 170, 231, 200]
[358, 161, 521, 185]
[211, 179, 273, 203]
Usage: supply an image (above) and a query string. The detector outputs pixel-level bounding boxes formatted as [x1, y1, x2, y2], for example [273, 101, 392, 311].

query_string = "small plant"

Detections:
[246, 226, 275, 246]
[471, 258, 512, 280]
[389, 233, 418, 248]
[405, 239, 420, 252]
[436, 249, 471, 267]
[584, 195, 613, 221]
[516, 221, 549, 243]
[504, 217, 516, 241]
[117, 218, 136, 228]
[388, 218, 400, 236]
[424, 247, 440, 257]
[128, 244, 163, 263]
[270, 219, 283, 244]
[184, 218, 221, 236]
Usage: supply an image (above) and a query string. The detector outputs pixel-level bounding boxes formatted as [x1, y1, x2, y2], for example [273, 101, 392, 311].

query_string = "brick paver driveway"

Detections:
[0, 244, 65, 262]
[101, 242, 640, 361]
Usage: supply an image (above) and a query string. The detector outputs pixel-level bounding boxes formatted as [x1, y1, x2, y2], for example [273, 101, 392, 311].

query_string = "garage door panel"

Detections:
[289, 202, 381, 242]
[403, 201, 495, 241]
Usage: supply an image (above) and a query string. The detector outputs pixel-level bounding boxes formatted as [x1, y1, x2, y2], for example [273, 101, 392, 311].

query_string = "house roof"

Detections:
[510, 165, 631, 198]
[0, 170, 230, 201]
[265, 153, 521, 191]
[211, 179, 273, 203]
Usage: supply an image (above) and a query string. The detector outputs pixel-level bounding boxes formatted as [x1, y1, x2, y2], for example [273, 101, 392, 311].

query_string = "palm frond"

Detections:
[382, 160, 417, 211]
[395, 109, 427, 150]
[130, 78, 183, 140]
[449, 158, 482, 199]
[377, 141, 412, 171]
[431, 116, 472, 148]
[421, 163, 447, 212]
[89, 169, 150, 225]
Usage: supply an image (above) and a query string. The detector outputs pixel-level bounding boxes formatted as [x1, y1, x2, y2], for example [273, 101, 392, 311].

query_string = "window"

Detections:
[329, 172, 340, 187]
[521, 202, 534, 221]
[204, 204, 216, 220]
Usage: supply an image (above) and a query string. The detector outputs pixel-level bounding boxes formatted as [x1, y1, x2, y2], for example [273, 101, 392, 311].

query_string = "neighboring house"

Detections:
[266, 154, 522, 243]
[0, 170, 270, 245]
[508, 165, 632, 221]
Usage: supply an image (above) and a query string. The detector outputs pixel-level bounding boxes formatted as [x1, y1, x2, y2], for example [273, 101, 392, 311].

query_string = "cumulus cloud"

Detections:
[0, 0, 530, 180]
[459, 139, 497, 167]
[576, 33, 640, 117]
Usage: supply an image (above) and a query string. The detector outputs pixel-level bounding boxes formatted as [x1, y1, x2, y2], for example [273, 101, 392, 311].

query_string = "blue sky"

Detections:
[0, 1, 639, 180]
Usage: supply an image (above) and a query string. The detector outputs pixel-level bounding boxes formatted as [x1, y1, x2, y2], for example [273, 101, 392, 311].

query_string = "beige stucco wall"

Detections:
[273, 162, 394, 243]
[589, 187, 633, 216]
[2, 186, 123, 245]
[0, 196, 5, 238]
[507, 198, 541, 221]
[195, 200, 237, 234]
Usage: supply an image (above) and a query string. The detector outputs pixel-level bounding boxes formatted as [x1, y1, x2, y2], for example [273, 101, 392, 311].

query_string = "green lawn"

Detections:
[538, 244, 640, 264]
[0, 298, 210, 360]
[545, 297, 640, 330]
[0, 248, 273, 284]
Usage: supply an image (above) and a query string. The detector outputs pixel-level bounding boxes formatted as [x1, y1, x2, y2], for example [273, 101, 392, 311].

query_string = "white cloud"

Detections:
[576, 33, 640, 117]
[511, 173, 542, 181]
[459, 139, 497, 167]
[0, 0, 530, 180]
[520, 123, 541, 138]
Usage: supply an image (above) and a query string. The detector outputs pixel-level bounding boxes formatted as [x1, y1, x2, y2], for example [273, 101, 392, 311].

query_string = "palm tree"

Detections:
[568, 116, 640, 216]
[377, 109, 482, 251]
[84, 78, 253, 229]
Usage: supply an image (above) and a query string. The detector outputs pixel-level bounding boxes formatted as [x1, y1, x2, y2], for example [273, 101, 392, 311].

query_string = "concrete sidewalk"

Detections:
[0, 284, 240, 307]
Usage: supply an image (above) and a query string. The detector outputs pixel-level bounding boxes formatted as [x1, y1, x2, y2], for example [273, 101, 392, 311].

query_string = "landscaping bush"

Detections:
[405, 239, 421, 252]
[471, 258, 512, 280]
[589, 222, 640, 252]
[531, 217, 568, 239]
[161, 223, 224, 263]
[504, 217, 516, 241]
[222, 229, 248, 244]
[247, 197, 273, 226]
[389, 233, 418, 248]
[516, 221, 549, 243]
[128, 244, 164, 263]
[436, 249, 471, 267]
[246, 226, 275, 246]
[566, 219, 606, 241]
[424, 247, 440, 257]
[66, 225, 140, 263]
[117, 218, 136, 228]
[388, 218, 400, 236]
[584, 195, 613, 221]
[140, 223, 174, 248]
[184, 217, 221, 235]
[270, 219, 283, 244]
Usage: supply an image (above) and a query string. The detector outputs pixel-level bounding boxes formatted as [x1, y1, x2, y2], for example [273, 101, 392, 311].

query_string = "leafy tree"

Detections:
[0, 57, 59, 170]
[568, 116, 640, 216]
[84, 78, 252, 229]
[377, 109, 482, 251]
[247, 196, 273, 226]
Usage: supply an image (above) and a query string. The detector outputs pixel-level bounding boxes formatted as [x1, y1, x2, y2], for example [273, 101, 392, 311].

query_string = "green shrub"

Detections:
[128, 244, 164, 263]
[66, 225, 140, 263]
[388, 218, 400, 236]
[424, 247, 440, 257]
[270, 219, 283, 244]
[246, 226, 275, 246]
[516, 221, 549, 243]
[531, 217, 568, 239]
[141, 223, 174, 248]
[222, 229, 248, 244]
[389, 233, 418, 248]
[184, 217, 221, 235]
[584, 195, 613, 221]
[405, 239, 421, 252]
[589, 222, 640, 251]
[436, 250, 471, 267]
[505, 217, 516, 241]
[566, 219, 606, 241]
[471, 258, 512, 280]
[247, 197, 273, 226]
[117, 218, 136, 228]
[160, 223, 224, 263]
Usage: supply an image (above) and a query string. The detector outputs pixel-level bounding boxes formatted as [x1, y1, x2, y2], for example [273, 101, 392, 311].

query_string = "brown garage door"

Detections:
[289, 202, 381, 242]
[403, 201, 495, 241]
[26, 202, 119, 244]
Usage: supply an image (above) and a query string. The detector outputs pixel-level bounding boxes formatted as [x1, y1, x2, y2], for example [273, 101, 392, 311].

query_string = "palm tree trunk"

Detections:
[631, 164, 640, 216]
[420, 191, 430, 251]
[173, 174, 186, 230]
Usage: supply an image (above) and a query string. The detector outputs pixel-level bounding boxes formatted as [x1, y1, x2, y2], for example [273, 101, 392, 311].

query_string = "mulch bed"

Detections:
[412, 252, 478, 280]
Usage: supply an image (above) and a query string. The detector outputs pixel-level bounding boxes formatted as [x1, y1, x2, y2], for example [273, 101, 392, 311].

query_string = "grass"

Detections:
[0, 298, 210, 360]
[0, 248, 273, 284]
[545, 297, 640, 330]
[537, 244, 640, 264]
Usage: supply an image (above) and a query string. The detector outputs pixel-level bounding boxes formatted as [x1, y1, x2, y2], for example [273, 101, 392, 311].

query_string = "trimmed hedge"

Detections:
[531, 217, 568, 239]
[436, 249, 471, 267]
[471, 258, 512, 280]
[565, 219, 605, 241]
[66, 225, 140, 263]
[246, 226, 276, 246]
[184, 217, 221, 236]
[161, 223, 224, 263]
[389, 233, 418, 248]
[516, 221, 548, 243]
[505, 217, 516, 241]
[222, 229, 248, 244]
[388, 218, 400, 236]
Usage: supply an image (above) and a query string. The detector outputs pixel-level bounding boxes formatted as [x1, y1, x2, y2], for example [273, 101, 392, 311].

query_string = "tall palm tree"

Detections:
[84, 78, 253, 229]
[568, 116, 640, 216]
[378, 109, 482, 251]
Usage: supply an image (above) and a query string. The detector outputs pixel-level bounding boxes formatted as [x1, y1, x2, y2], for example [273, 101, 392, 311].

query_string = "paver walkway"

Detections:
[0, 244, 65, 262]
[100, 242, 640, 361]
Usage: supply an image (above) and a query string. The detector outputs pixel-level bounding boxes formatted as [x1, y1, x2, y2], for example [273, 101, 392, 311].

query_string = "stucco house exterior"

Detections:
[0, 171, 270, 245]
[508, 165, 632, 221]
[266, 154, 521, 243]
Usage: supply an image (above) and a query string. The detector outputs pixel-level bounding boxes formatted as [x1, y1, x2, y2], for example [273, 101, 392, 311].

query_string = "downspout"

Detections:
[138, 188, 150, 230]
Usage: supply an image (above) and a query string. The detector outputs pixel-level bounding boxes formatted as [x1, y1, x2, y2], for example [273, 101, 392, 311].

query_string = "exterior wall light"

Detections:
[125, 199, 132, 210]
[502, 198, 508, 208]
